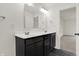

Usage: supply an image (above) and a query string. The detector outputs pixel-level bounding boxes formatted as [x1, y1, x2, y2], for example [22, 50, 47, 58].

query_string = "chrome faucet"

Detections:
[44, 30, 47, 33]
[25, 32, 29, 35]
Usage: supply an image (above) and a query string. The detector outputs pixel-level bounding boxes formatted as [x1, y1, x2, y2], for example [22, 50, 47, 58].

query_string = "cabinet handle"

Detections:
[75, 33, 79, 36]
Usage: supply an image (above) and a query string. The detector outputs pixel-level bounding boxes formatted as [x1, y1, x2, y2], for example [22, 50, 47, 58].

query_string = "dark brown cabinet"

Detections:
[15, 33, 56, 56]
[43, 34, 51, 55]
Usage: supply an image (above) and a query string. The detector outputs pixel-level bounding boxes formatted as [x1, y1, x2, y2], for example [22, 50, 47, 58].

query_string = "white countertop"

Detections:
[15, 31, 56, 39]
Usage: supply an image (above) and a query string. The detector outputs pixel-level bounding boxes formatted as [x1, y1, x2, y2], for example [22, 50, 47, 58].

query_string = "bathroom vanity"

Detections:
[15, 4, 56, 56]
[15, 32, 56, 56]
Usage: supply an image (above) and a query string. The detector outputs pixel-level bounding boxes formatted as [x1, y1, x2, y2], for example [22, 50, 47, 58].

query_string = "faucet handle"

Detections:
[25, 32, 29, 35]
[44, 30, 47, 33]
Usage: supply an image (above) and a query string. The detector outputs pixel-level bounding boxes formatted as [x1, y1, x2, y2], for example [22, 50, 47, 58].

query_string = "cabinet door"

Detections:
[16, 37, 25, 56]
[43, 34, 51, 55]
[26, 37, 43, 56]
[51, 33, 56, 48]
[30, 36, 43, 44]
[30, 41, 43, 56]
[33, 46, 43, 56]
[26, 46, 31, 56]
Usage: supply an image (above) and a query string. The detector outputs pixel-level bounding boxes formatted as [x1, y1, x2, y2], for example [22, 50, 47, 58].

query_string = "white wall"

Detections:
[76, 4, 79, 56]
[60, 7, 76, 35]
[0, 3, 24, 56]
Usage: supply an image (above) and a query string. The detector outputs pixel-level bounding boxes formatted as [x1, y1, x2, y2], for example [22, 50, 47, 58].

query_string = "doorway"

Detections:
[60, 7, 76, 54]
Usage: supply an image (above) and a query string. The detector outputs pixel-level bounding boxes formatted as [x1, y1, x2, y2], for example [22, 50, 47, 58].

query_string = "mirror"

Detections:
[24, 3, 47, 32]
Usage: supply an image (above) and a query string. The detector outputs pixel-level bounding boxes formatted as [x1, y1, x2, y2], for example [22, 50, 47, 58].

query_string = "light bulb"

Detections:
[26, 3, 33, 7]
[40, 8, 48, 15]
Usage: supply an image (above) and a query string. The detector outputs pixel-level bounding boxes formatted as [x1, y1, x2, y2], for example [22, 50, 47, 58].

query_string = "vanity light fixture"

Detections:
[26, 3, 34, 7]
[40, 8, 48, 15]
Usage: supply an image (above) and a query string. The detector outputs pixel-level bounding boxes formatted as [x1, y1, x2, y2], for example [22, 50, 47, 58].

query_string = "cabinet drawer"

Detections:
[26, 41, 43, 56]
[43, 34, 51, 40]
[25, 36, 43, 45]
[30, 40, 43, 47]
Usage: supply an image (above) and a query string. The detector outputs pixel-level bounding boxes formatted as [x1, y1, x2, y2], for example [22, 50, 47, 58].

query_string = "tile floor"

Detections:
[48, 48, 76, 56]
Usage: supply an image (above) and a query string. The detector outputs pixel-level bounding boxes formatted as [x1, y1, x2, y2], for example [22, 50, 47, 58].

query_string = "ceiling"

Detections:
[24, 3, 76, 15]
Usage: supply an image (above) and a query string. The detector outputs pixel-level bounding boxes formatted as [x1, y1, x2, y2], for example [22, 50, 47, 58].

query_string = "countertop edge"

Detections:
[15, 32, 56, 39]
